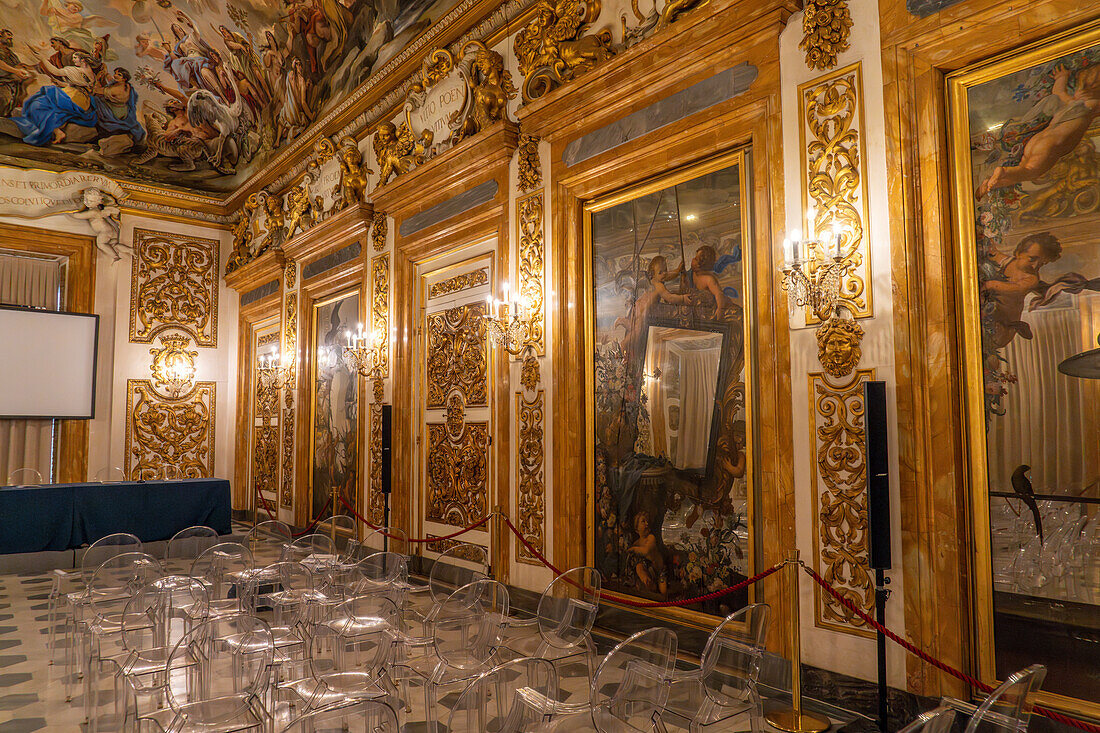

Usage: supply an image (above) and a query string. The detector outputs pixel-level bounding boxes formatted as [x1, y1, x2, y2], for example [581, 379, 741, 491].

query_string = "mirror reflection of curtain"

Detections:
[987, 300, 1100, 494]
[675, 343, 719, 470]
[0, 252, 62, 484]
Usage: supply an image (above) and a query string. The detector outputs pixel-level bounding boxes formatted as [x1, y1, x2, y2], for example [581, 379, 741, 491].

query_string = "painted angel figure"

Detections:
[72, 187, 130, 260]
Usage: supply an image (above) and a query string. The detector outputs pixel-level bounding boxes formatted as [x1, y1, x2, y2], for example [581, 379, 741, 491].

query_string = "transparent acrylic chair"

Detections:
[50, 532, 143, 672]
[316, 513, 359, 558]
[164, 525, 220, 572]
[898, 706, 957, 733]
[139, 613, 275, 733]
[190, 542, 255, 618]
[281, 532, 338, 565]
[280, 595, 400, 713]
[6, 467, 43, 485]
[448, 656, 560, 732]
[93, 466, 126, 483]
[657, 603, 770, 733]
[506, 566, 601, 702]
[243, 560, 313, 678]
[245, 520, 294, 567]
[406, 543, 490, 633]
[396, 579, 511, 730]
[279, 698, 401, 733]
[944, 664, 1047, 733]
[349, 552, 409, 612]
[362, 526, 410, 559]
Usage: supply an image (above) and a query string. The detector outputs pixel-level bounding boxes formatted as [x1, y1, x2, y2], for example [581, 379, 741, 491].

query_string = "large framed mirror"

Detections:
[584, 149, 753, 617]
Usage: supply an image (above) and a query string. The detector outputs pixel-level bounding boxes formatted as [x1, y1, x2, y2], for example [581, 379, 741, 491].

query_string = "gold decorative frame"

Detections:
[809, 368, 875, 636]
[129, 228, 220, 346]
[281, 293, 298, 508]
[125, 379, 216, 480]
[582, 148, 756, 622]
[798, 62, 871, 322]
[947, 19, 1100, 718]
[518, 191, 545, 355]
[516, 389, 546, 564]
[371, 254, 391, 379]
[428, 268, 489, 299]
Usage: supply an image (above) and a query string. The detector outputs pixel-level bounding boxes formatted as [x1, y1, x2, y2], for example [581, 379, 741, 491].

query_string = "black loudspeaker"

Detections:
[864, 381, 891, 570]
[380, 405, 392, 494]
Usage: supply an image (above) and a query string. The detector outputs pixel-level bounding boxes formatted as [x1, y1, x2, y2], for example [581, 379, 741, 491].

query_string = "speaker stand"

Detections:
[875, 568, 891, 731]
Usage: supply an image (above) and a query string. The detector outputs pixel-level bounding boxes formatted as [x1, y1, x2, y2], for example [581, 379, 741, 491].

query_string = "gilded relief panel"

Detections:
[428, 268, 489, 300]
[368, 403, 386, 525]
[371, 254, 390, 378]
[516, 390, 546, 565]
[799, 63, 871, 322]
[125, 380, 216, 481]
[426, 414, 490, 528]
[129, 229, 219, 346]
[809, 368, 874, 636]
[518, 192, 545, 354]
[426, 303, 488, 408]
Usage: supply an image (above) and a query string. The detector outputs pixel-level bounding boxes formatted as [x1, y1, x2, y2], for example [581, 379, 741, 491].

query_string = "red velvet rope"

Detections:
[253, 485, 332, 538]
[802, 564, 1100, 733]
[337, 495, 491, 543]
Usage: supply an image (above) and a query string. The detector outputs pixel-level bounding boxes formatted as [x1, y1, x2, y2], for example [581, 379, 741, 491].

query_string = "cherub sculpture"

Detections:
[373, 120, 430, 185]
[257, 192, 286, 255]
[72, 188, 130, 261]
[336, 136, 371, 209]
[225, 209, 253, 274]
[284, 182, 314, 238]
[451, 43, 517, 144]
[816, 315, 864, 378]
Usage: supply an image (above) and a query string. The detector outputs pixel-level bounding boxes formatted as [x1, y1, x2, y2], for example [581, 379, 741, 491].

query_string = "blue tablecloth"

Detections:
[0, 478, 231, 554]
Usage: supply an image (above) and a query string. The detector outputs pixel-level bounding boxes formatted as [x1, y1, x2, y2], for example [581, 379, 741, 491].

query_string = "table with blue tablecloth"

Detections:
[0, 478, 231, 554]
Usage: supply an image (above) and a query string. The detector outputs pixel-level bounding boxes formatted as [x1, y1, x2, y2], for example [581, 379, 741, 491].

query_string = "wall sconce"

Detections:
[150, 334, 198, 399]
[483, 280, 534, 356]
[257, 351, 294, 390]
[343, 323, 386, 379]
[780, 216, 846, 323]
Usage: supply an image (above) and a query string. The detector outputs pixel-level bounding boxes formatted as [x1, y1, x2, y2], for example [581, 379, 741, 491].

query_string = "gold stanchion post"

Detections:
[492, 505, 505, 581]
[766, 550, 830, 733]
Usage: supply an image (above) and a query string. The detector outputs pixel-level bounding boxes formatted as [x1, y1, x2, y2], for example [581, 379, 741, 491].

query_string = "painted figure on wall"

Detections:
[311, 291, 359, 522]
[590, 162, 750, 613]
[0, 0, 464, 195]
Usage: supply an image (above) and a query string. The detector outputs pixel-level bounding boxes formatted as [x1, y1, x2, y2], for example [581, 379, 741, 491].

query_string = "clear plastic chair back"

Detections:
[591, 627, 678, 733]
[964, 665, 1046, 733]
[164, 614, 274, 725]
[278, 699, 400, 733]
[165, 525, 220, 563]
[309, 595, 399, 696]
[449, 656, 560, 733]
[428, 543, 490, 604]
[190, 542, 254, 603]
[899, 706, 957, 733]
[93, 466, 125, 483]
[433, 579, 510, 671]
[537, 566, 601, 650]
[699, 603, 770, 704]
[6, 467, 43, 486]
[244, 560, 313, 629]
[245, 520, 293, 566]
[122, 577, 209, 653]
[281, 532, 338, 562]
[362, 526, 410, 558]
[87, 552, 165, 617]
[80, 532, 143, 582]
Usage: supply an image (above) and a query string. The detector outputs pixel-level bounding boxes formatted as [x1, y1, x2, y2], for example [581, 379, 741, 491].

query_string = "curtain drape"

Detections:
[674, 345, 720, 470]
[987, 301, 1099, 494]
[0, 252, 62, 485]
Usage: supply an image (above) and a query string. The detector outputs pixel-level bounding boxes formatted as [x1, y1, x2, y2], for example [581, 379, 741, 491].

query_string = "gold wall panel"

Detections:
[125, 379, 216, 480]
[799, 63, 871, 322]
[518, 192, 545, 354]
[371, 254, 391, 379]
[428, 267, 489, 300]
[368, 403, 386, 525]
[516, 390, 545, 565]
[426, 303, 488, 409]
[129, 228, 220, 346]
[281, 390, 295, 508]
[426, 419, 490, 527]
[809, 368, 875, 637]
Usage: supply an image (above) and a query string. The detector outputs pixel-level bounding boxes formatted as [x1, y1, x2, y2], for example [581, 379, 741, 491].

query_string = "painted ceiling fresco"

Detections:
[0, 0, 461, 196]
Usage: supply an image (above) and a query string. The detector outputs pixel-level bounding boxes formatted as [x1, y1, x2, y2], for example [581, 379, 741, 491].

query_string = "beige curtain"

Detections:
[0, 252, 62, 485]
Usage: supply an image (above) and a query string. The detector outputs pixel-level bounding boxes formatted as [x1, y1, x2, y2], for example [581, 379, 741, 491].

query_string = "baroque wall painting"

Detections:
[309, 289, 359, 522]
[951, 23, 1100, 703]
[587, 152, 751, 613]
[0, 0, 461, 195]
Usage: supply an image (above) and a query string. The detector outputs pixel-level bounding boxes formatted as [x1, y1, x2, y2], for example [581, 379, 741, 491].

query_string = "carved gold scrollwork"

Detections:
[426, 303, 488, 408]
[125, 379, 215, 481]
[800, 63, 871, 321]
[371, 212, 388, 251]
[516, 390, 545, 565]
[130, 229, 219, 346]
[427, 395, 489, 527]
[428, 268, 489, 299]
[284, 293, 298, 385]
[371, 254, 390, 378]
[284, 261, 297, 290]
[621, 0, 708, 47]
[368, 403, 385, 524]
[520, 353, 540, 394]
[799, 0, 852, 71]
[514, 0, 615, 103]
[281, 390, 294, 508]
[809, 368, 874, 636]
[517, 134, 542, 193]
[148, 333, 198, 399]
[518, 192, 545, 353]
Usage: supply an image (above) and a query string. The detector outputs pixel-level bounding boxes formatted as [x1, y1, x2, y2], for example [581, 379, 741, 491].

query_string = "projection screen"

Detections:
[0, 306, 98, 419]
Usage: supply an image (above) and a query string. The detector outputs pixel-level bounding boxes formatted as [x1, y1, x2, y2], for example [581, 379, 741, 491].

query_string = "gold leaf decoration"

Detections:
[426, 418, 490, 528]
[816, 316, 864, 378]
[284, 260, 297, 290]
[426, 303, 487, 409]
[520, 352, 540, 394]
[514, 0, 615, 102]
[148, 333, 198, 399]
[517, 134, 542, 193]
[125, 379, 215, 481]
[281, 390, 294, 508]
[371, 254, 390, 378]
[809, 368, 874, 636]
[799, 0, 852, 71]
[516, 390, 545, 564]
[371, 212, 388, 251]
[800, 63, 870, 321]
[130, 229, 219, 346]
[518, 192, 545, 353]
[368, 402, 386, 524]
[428, 268, 489, 300]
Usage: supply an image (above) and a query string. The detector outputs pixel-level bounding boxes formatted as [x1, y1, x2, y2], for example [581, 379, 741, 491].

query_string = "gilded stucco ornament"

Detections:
[258, 191, 287, 254]
[799, 0, 852, 71]
[373, 120, 431, 185]
[517, 134, 542, 192]
[621, 0, 708, 47]
[514, 0, 615, 102]
[283, 182, 314, 239]
[314, 136, 337, 165]
[371, 211, 388, 251]
[520, 352, 540, 393]
[226, 209, 254, 275]
[335, 137, 371, 210]
[816, 315, 864, 378]
[148, 333, 198, 399]
[450, 42, 517, 144]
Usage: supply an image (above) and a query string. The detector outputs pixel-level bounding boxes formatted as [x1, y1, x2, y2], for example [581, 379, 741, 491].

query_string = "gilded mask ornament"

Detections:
[816, 316, 863, 378]
[799, 0, 852, 71]
[149, 333, 198, 398]
[514, 0, 615, 102]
